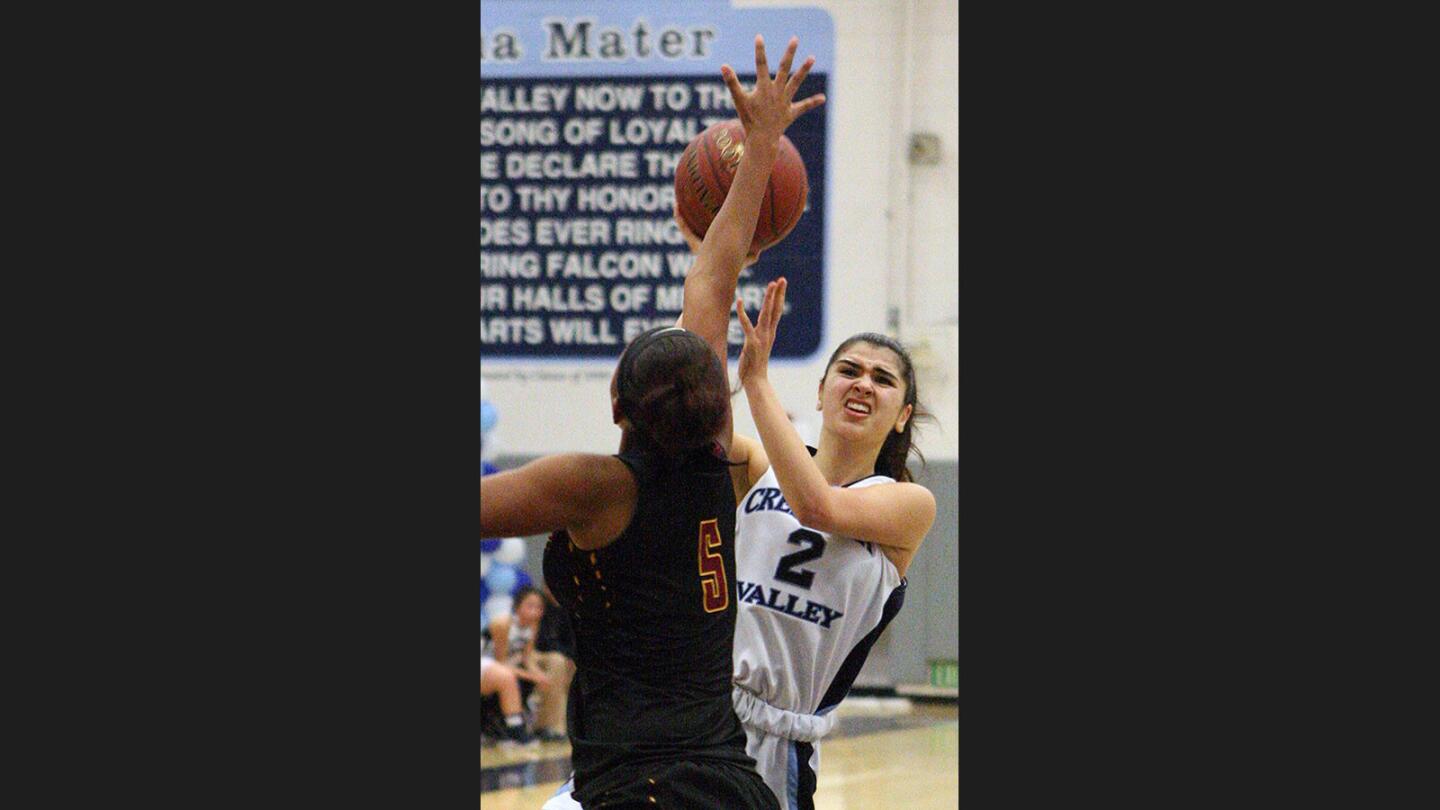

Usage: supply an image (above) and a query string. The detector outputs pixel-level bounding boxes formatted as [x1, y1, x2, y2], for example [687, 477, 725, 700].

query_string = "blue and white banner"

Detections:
[481, 0, 833, 361]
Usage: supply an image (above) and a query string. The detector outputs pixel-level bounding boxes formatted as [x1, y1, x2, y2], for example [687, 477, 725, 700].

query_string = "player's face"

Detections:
[818, 343, 912, 442]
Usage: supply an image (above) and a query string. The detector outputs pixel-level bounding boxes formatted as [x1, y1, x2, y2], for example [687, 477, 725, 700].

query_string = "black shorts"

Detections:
[579, 758, 778, 810]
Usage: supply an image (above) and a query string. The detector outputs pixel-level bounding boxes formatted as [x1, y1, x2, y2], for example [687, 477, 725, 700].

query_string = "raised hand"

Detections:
[736, 277, 789, 386]
[677, 37, 814, 376]
[722, 35, 826, 138]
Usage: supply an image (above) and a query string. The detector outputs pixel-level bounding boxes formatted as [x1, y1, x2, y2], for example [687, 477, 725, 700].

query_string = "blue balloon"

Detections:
[481, 400, 498, 433]
[514, 568, 532, 590]
[484, 563, 518, 595]
[481, 579, 490, 605]
[481, 539, 501, 554]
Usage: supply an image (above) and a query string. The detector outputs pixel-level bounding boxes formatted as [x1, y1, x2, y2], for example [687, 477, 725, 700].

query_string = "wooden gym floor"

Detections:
[480, 700, 958, 809]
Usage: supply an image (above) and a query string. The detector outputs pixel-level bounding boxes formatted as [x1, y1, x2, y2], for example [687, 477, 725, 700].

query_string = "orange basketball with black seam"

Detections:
[674, 119, 808, 256]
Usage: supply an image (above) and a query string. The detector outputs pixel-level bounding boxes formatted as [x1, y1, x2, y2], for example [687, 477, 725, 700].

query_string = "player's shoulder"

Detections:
[548, 452, 635, 487]
[891, 480, 937, 511]
[877, 480, 936, 526]
[531, 454, 639, 534]
[526, 451, 628, 476]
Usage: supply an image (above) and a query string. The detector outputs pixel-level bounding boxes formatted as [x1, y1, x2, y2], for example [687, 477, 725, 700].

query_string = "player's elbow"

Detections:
[788, 492, 834, 532]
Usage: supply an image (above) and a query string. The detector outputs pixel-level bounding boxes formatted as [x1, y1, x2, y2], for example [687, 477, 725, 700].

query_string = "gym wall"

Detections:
[483, 0, 958, 689]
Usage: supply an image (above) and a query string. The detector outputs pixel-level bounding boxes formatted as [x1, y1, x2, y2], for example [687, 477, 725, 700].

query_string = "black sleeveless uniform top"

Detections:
[543, 444, 754, 804]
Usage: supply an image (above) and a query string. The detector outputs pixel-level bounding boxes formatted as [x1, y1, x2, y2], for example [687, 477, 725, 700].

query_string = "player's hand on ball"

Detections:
[737, 277, 788, 386]
[721, 35, 826, 139]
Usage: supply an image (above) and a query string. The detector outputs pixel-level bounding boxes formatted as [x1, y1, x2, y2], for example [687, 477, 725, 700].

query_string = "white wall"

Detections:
[482, 0, 958, 463]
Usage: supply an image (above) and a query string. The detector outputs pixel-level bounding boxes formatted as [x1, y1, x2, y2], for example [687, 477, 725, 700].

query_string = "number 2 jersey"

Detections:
[731, 463, 908, 722]
[542, 444, 762, 806]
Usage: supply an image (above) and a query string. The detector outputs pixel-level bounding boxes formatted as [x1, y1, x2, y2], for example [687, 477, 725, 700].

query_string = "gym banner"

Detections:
[481, 0, 833, 360]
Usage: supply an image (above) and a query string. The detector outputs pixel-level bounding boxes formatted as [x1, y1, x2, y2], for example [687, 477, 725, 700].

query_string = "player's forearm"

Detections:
[681, 133, 780, 343]
[742, 374, 834, 526]
[698, 132, 779, 273]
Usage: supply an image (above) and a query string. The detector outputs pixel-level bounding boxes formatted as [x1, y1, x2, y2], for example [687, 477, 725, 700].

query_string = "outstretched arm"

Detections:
[480, 453, 636, 545]
[677, 34, 825, 366]
[736, 280, 936, 552]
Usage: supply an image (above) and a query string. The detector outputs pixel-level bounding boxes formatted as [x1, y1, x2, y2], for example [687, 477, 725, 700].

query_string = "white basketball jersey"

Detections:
[732, 465, 907, 715]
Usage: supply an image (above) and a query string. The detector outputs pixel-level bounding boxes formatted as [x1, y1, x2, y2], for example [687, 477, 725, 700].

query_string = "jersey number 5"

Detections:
[697, 518, 729, 613]
[774, 528, 826, 589]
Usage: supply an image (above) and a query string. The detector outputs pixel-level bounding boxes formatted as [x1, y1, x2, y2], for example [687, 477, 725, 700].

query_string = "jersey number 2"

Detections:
[774, 528, 826, 589]
[697, 519, 729, 613]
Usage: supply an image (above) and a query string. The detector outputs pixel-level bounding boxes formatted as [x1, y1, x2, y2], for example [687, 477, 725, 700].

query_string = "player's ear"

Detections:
[612, 395, 624, 426]
[894, 403, 913, 433]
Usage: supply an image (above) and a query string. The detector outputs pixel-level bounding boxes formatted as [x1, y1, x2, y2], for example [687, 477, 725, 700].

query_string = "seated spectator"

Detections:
[484, 585, 574, 742]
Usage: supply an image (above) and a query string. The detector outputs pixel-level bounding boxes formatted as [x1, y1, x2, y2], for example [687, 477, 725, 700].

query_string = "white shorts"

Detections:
[731, 687, 834, 810]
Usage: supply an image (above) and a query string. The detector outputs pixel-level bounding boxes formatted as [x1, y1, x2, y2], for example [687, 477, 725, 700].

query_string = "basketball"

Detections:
[674, 119, 809, 256]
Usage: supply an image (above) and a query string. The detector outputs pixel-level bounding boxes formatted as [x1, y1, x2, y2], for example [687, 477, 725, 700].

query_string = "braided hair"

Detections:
[614, 326, 729, 457]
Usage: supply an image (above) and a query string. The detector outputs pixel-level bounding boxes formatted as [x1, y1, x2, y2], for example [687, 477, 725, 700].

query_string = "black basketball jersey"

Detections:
[543, 444, 755, 804]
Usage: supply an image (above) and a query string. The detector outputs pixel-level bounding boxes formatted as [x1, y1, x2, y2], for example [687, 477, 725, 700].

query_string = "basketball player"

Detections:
[666, 40, 935, 806]
[482, 322, 777, 808]
[483, 585, 572, 742]
[725, 277, 935, 809]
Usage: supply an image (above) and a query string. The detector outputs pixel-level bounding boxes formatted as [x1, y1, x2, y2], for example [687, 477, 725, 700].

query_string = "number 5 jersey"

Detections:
[543, 444, 775, 808]
[731, 463, 908, 810]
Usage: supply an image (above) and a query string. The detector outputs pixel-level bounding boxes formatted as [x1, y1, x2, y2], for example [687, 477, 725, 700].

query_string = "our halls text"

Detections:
[481, 77, 772, 355]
